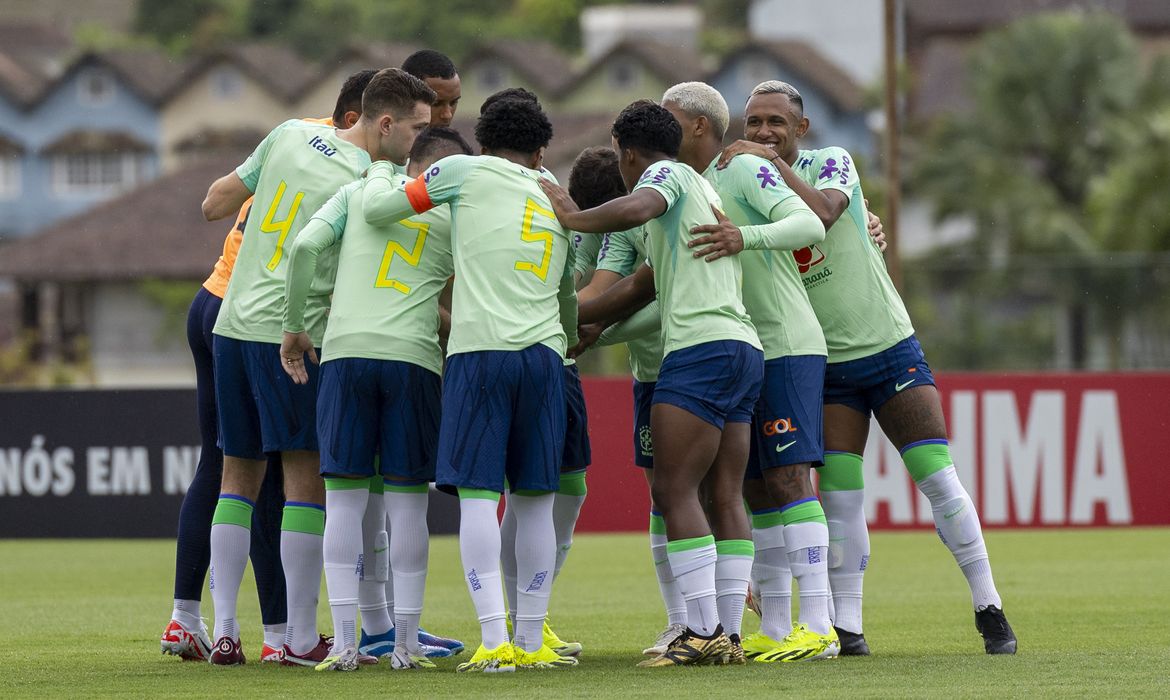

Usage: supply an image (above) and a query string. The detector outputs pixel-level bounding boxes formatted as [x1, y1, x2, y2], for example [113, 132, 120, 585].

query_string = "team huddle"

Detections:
[159, 48, 1017, 673]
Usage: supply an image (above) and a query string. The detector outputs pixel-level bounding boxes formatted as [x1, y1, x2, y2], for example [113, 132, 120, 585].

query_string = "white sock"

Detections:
[282, 521, 325, 655]
[209, 522, 249, 641]
[172, 599, 201, 629]
[714, 541, 753, 639]
[386, 489, 429, 654]
[752, 521, 792, 640]
[262, 624, 286, 650]
[917, 466, 1002, 610]
[822, 488, 868, 634]
[499, 499, 519, 627]
[650, 513, 687, 626]
[667, 538, 719, 636]
[323, 487, 365, 653]
[459, 496, 509, 649]
[358, 486, 392, 637]
[784, 521, 832, 635]
[511, 492, 557, 653]
[383, 511, 396, 626]
[552, 489, 586, 581]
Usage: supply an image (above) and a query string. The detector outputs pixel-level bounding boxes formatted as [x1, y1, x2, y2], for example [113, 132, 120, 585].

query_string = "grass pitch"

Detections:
[1, 529, 1168, 697]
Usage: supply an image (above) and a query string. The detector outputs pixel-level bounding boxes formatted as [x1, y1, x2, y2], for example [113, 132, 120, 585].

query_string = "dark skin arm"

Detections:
[539, 179, 666, 233]
[577, 263, 656, 325]
[718, 140, 849, 231]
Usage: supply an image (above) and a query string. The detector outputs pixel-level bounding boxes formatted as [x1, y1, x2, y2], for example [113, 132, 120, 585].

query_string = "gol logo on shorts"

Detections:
[761, 418, 798, 436]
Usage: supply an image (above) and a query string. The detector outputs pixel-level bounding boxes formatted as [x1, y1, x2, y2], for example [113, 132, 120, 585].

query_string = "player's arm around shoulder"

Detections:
[802, 146, 856, 230]
[363, 153, 475, 226]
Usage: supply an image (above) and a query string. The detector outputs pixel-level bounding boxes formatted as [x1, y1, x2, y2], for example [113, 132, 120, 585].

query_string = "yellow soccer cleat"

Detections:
[636, 628, 732, 668]
[543, 618, 583, 657]
[513, 644, 580, 669]
[754, 624, 840, 663]
[456, 643, 516, 673]
[740, 630, 785, 659]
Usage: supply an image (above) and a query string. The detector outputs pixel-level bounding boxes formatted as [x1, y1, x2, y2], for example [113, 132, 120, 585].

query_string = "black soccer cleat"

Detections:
[833, 627, 871, 656]
[975, 605, 1017, 655]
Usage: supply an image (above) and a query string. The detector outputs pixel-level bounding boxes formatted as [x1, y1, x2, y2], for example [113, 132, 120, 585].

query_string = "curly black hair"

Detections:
[475, 98, 552, 154]
[568, 147, 627, 209]
[332, 69, 376, 125]
[480, 87, 540, 115]
[611, 99, 681, 159]
[402, 49, 457, 80]
[409, 126, 474, 165]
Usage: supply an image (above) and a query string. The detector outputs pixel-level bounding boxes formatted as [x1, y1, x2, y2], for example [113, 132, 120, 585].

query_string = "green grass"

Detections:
[2, 530, 1169, 697]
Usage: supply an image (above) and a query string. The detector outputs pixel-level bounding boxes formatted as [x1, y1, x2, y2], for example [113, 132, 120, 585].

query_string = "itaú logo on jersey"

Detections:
[308, 135, 337, 157]
[761, 418, 798, 436]
[792, 244, 826, 274]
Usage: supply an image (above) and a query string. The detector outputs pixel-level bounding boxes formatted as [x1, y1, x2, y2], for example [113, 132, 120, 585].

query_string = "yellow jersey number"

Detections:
[515, 198, 555, 281]
[259, 181, 305, 271]
[375, 220, 429, 294]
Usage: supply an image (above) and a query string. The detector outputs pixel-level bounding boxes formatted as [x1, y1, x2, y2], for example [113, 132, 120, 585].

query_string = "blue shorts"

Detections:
[746, 355, 826, 479]
[824, 335, 936, 416]
[316, 358, 440, 482]
[436, 344, 566, 494]
[653, 340, 764, 430]
[562, 364, 591, 470]
[213, 335, 319, 460]
[632, 380, 656, 468]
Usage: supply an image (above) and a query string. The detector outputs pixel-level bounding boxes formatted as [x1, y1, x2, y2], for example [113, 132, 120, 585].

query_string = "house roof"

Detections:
[0, 50, 42, 105]
[718, 40, 865, 112]
[100, 48, 188, 104]
[463, 40, 577, 95]
[40, 129, 154, 154]
[571, 38, 706, 94]
[0, 131, 24, 155]
[0, 154, 245, 282]
[162, 44, 315, 104]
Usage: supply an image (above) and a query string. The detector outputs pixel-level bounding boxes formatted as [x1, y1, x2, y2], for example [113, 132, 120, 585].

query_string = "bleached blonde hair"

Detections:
[662, 81, 730, 139]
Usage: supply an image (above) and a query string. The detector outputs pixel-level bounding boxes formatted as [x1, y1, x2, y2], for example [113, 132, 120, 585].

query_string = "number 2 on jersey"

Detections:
[375, 220, 429, 294]
[515, 198, 555, 281]
[260, 180, 305, 271]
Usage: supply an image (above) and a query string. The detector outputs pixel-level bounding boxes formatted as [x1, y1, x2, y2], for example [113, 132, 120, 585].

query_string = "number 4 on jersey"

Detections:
[260, 180, 305, 271]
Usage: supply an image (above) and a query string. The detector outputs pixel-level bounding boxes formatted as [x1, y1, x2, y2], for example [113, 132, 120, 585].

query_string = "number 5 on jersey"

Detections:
[516, 198, 555, 281]
[260, 180, 305, 271]
[376, 220, 429, 294]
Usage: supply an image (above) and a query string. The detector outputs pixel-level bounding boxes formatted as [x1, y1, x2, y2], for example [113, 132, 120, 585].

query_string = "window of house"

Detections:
[78, 68, 114, 106]
[52, 153, 142, 194]
[0, 156, 19, 198]
[212, 66, 242, 98]
[608, 60, 636, 90]
[479, 62, 505, 91]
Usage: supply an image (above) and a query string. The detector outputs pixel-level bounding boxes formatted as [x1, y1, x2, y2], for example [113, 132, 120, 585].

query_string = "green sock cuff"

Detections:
[459, 487, 500, 502]
[281, 504, 325, 535]
[211, 497, 253, 528]
[649, 512, 667, 535]
[324, 477, 371, 491]
[750, 509, 785, 530]
[818, 452, 864, 491]
[902, 442, 953, 482]
[715, 539, 755, 557]
[384, 481, 429, 494]
[368, 477, 385, 495]
[781, 499, 827, 526]
[666, 534, 715, 553]
[556, 469, 588, 496]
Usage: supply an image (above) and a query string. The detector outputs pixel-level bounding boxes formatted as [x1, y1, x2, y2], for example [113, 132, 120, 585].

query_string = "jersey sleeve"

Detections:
[308, 181, 354, 239]
[596, 227, 640, 277]
[363, 154, 476, 226]
[235, 119, 298, 193]
[810, 147, 858, 199]
[631, 160, 682, 212]
[283, 185, 351, 333]
[572, 231, 602, 280]
[597, 299, 660, 346]
[730, 156, 825, 251]
[732, 154, 803, 220]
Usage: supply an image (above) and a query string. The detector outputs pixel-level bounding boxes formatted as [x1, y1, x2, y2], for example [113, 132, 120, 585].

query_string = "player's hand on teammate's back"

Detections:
[688, 206, 744, 262]
[716, 139, 777, 169]
[865, 199, 887, 252]
[280, 331, 318, 384]
[538, 178, 580, 221]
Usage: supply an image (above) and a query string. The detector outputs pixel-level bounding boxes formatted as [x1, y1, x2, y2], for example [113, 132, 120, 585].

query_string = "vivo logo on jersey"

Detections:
[308, 135, 337, 157]
[424, 166, 441, 183]
[640, 166, 671, 185]
[818, 155, 852, 186]
[756, 165, 779, 188]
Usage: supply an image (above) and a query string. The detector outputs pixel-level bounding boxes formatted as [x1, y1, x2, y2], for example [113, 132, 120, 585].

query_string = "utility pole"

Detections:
[883, 0, 903, 290]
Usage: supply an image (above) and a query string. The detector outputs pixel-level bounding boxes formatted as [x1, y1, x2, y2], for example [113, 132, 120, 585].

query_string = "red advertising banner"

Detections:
[575, 373, 1170, 532]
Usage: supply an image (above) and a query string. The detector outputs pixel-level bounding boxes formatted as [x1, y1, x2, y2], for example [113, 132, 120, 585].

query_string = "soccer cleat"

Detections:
[418, 627, 465, 655]
[642, 622, 687, 656]
[314, 646, 359, 672]
[637, 627, 732, 667]
[208, 635, 245, 666]
[834, 627, 871, 656]
[740, 630, 784, 659]
[390, 647, 437, 670]
[975, 606, 1017, 655]
[543, 619, 582, 657]
[456, 643, 517, 673]
[724, 634, 747, 665]
[160, 618, 212, 661]
[359, 628, 454, 659]
[259, 643, 284, 663]
[513, 644, 580, 669]
[280, 634, 333, 667]
[754, 624, 840, 663]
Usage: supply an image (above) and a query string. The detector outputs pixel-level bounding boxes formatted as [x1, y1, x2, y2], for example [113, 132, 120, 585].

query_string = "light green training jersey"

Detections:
[791, 147, 914, 362]
[283, 176, 453, 374]
[704, 154, 827, 360]
[214, 119, 371, 345]
[363, 154, 575, 357]
[573, 231, 603, 282]
[633, 160, 760, 356]
[595, 226, 663, 383]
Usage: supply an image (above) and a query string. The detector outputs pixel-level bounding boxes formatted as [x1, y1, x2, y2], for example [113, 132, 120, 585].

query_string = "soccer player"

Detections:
[160, 70, 375, 663]
[659, 81, 836, 663]
[199, 67, 436, 666]
[719, 80, 1017, 655]
[280, 126, 473, 671]
[540, 101, 764, 668]
[402, 49, 461, 127]
[360, 97, 579, 672]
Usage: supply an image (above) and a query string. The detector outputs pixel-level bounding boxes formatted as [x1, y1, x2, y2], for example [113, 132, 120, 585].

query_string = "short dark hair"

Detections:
[479, 87, 539, 115]
[402, 49, 457, 80]
[361, 67, 436, 119]
[611, 99, 681, 159]
[409, 126, 474, 164]
[475, 98, 552, 154]
[568, 147, 627, 209]
[332, 69, 377, 124]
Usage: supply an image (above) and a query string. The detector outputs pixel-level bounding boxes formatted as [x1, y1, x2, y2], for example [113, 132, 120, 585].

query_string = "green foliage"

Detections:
[134, 0, 250, 52]
[139, 279, 199, 347]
